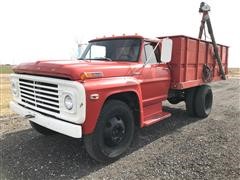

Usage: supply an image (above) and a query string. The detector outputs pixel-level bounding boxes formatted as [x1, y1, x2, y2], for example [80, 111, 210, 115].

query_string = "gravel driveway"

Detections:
[0, 79, 239, 179]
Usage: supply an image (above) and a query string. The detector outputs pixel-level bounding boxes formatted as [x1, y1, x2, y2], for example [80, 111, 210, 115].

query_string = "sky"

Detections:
[0, 0, 239, 67]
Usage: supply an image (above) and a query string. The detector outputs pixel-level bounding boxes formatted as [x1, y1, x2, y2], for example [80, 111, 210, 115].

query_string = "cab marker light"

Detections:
[90, 94, 99, 100]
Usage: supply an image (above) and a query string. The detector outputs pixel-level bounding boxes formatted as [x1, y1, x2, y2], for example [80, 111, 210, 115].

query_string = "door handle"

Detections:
[156, 67, 169, 71]
[132, 72, 141, 75]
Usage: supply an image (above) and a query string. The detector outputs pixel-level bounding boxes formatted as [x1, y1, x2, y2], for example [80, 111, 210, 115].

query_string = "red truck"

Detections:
[9, 3, 228, 162]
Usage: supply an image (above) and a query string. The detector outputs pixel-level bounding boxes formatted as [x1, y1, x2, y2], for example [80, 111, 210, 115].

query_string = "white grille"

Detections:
[11, 74, 86, 124]
[19, 78, 60, 114]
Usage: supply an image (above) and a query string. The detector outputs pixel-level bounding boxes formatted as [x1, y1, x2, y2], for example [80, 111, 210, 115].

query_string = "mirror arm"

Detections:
[143, 39, 162, 67]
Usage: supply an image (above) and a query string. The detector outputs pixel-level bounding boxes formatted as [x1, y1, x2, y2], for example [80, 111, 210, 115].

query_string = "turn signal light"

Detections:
[80, 72, 104, 80]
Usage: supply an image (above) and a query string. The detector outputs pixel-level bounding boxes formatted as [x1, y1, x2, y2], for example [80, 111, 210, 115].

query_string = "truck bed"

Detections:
[162, 35, 228, 90]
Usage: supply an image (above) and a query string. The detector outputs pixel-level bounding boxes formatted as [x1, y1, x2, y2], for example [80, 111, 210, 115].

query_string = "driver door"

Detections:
[140, 41, 171, 118]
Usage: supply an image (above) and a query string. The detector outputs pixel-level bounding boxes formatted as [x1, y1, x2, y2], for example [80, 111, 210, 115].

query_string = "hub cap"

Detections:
[103, 117, 126, 147]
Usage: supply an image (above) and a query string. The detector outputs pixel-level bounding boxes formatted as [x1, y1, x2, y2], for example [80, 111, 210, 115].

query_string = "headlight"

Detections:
[11, 81, 18, 96]
[64, 95, 73, 110]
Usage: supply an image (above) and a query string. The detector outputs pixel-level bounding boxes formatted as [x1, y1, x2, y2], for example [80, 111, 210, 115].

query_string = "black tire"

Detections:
[185, 87, 197, 116]
[84, 100, 135, 162]
[194, 85, 213, 118]
[30, 121, 57, 136]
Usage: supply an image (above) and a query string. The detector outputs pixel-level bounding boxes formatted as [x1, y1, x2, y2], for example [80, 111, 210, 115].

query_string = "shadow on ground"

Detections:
[0, 106, 202, 180]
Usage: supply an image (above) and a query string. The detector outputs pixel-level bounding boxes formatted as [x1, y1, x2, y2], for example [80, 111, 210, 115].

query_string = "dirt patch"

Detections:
[0, 74, 15, 116]
[228, 68, 240, 78]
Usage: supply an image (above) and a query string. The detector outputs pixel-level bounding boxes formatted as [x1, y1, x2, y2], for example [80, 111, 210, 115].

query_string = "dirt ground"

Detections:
[0, 74, 14, 116]
[0, 78, 239, 180]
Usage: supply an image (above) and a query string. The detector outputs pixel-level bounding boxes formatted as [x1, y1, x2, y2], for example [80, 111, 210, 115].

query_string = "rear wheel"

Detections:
[30, 121, 57, 136]
[84, 100, 135, 162]
[194, 85, 213, 118]
[185, 87, 197, 116]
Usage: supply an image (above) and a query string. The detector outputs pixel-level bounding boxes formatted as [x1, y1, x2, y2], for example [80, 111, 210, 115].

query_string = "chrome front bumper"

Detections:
[10, 101, 82, 138]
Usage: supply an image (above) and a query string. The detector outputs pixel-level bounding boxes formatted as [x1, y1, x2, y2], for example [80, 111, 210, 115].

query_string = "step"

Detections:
[143, 111, 171, 127]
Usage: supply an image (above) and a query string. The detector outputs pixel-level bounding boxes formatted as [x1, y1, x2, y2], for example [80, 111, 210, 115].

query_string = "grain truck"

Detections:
[10, 2, 228, 162]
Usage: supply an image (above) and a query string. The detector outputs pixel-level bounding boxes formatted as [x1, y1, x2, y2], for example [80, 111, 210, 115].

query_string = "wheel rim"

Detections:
[103, 116, 126, 147]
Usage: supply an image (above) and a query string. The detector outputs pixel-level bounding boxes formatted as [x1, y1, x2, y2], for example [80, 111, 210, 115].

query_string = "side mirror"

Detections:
[161, 38, 173, 63]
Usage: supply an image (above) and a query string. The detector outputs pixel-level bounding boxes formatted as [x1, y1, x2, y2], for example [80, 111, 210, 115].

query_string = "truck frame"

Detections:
[9, 3, 228, 162]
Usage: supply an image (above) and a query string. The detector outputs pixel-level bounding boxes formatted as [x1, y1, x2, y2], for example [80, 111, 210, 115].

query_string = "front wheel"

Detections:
[84, 100, 135, 162]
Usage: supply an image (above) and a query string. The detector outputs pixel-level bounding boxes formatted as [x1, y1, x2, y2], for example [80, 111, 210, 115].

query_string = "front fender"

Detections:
[82, 76, 143, 135]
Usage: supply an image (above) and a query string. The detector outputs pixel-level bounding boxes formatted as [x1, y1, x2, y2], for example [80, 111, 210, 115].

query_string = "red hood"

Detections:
[13, 60, 139, 80]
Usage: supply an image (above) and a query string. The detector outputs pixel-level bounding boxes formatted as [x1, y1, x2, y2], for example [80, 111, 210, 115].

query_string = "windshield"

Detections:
[79, 38, 141, 62]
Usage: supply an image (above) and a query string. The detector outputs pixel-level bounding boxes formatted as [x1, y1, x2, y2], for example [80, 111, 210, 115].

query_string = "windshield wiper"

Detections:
[93, 57, 112, 61]
[77, 58, 87, 60]
[78, 57, 112, 61]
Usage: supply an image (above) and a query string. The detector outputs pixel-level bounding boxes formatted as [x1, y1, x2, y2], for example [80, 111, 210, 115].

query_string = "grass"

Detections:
[0, 65, 14, 116]
[0, 74, 14, 117]
[228, 68, 240, 76]
[0, 65, 13, 74]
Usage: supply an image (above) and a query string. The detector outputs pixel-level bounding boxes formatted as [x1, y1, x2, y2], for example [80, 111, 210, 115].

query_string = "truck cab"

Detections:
[79, 35, 172, 126]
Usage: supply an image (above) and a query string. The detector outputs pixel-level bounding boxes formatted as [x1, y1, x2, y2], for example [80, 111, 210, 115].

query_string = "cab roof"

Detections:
[89, 34, 187, 43]
[90, 35, 160, 42]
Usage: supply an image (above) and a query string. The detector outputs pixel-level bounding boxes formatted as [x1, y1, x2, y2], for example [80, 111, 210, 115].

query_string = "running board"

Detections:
[143, 111, 171, 127]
